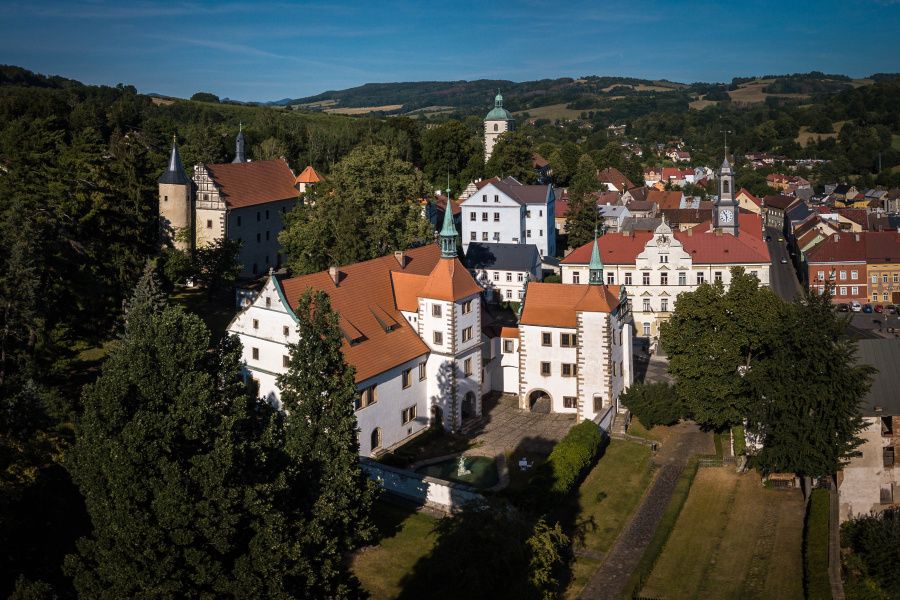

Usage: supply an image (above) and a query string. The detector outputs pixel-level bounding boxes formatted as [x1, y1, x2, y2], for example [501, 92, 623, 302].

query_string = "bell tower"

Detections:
[713, 157, 739, 236]
[158, 136, 193, 251]
[484, 90, 515, 163]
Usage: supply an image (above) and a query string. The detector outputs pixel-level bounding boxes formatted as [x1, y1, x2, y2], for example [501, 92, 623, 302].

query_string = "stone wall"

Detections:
[360, 458, 482, 513]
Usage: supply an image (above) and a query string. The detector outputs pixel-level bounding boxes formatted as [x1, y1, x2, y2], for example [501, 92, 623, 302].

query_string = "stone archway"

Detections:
[527, 389, 552, 414]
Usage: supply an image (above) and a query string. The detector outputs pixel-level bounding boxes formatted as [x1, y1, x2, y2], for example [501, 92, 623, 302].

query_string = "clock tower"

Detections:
[713, 157, 739, 236]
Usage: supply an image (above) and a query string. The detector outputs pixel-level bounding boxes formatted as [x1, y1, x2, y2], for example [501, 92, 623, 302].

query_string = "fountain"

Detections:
[456, 455, 471, 477]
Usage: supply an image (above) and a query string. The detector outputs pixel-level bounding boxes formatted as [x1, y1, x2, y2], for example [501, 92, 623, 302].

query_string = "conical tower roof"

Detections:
[588, 227, 604, 285]
[439, 186, 458, 258]
[158, 138, 190, 185]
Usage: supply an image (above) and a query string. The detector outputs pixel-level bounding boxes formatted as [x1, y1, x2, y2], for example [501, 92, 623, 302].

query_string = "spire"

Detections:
[158, 137, 190, 185]
[439, 185, 458, 259]
[495, 89, 503, 108]
[589, 226, 604, 285]
[232, 123, 246, 163]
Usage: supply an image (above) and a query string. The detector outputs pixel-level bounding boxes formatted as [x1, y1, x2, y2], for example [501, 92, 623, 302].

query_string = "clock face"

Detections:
[720, 209, 733, 224]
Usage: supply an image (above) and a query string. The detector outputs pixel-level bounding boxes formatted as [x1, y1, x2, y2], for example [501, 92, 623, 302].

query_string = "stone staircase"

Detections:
[609, 410, 659, 449]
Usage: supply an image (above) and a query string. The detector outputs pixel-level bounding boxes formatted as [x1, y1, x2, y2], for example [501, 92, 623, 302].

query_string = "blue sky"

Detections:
[1, 0, 899, 102]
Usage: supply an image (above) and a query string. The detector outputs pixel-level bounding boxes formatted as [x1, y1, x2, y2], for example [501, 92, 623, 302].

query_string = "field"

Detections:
[639, 468, 805, 600]
[601, 83, 679, 93]
[689, 96, 718, 110]
[515, 103, 585, 120]
[325, 104, 404, 115]
[796, 119, 848, 146]
[728, 79, 809, 104]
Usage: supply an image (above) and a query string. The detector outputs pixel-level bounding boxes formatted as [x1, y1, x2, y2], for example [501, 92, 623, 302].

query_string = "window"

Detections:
[471, 232, 477, 240]
[560, 333, 577, 347]
[503, 339, 515, 353]
[482, 212, 488, 221]
[563, 397, 577, 409]
[872, 274, 878, 284]
[540, 362, 551, 376]
[252, 318, 259, 329]
[493, 212, 500, 222]
[482, 194, 487, 202]
[643, 323, 651, 336]
[251, 347, 259, 360]
[517, 273, 524, 282]
[506, 272, 512, 282]
[642, 272, 650, 285]
[265, 296, 271, 308]
[505, 289, 511, 298]
[493, 272, 500, 281]
[370, 428, 381, 450]
[678, 272, 686, 286]
[851, 270, 858, 280]
[419, 363, 427, 380]
[539, 210, 543, 217]
[400, 404, 416, 425]
[542, 332, 552, 346]
[402, 368, 411, 389]
[697, 273, 705, 284]
[433, 331, 443, 345]
[236, 216, 241, 226]
[526, 210, 531, 218]
[593, 395, 603, 412]
[470, 212, 476, 221]
[885, 293, 890, 302]
[660, 272, 668, 285]
[643, 299, 651, 312]
[257, 211, 261, 222]
[539, 229, 543, 236]
[894, 274, 899, 283]
[462, 300, 472, 314]
[432, 304, 442, 317]
[883, 274, 889, 283]
[265, 231, 270, 241]
[463, 358, 472, 376]
[164, 195, 168, 202]
[493, 232, 500, 241]
[573, 272, 581, 284]
[206, 219, 213, 229]
[493, 124, 498, 132]
[283, 326, 290, 337]
[839, 286, 847, 296]
[462, 326, 473, 342]
[561, 363, 577, 377]
[659, 254, 668, 263]
[482, 232, 488, 241]
[526, 230, 532, 238]
[661, 298, 668, 312]
[714, 271, 722, 283]
[283, 355, 290, 368]
[750, 270, 757, 278]
[851, 286, 858, 296]
[256, 233, 261, 242]
[625, 272, 633, 285]
[357, 386, 377, 410]
[839, 271, 847, 281]
[607, 272, 615, 284]
[817, 271, 825, 281]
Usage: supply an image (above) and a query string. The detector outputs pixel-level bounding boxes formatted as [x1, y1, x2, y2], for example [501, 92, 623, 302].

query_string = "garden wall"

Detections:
[360, 458, 482, 514]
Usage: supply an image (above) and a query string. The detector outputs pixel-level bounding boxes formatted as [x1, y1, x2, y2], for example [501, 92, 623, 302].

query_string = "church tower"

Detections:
[484, 91, 515, 163]
[158, 137, 193, 251]
[588, 228, 604, 285]
[232, 123, 246, 163]
[713, 157, 739, 236]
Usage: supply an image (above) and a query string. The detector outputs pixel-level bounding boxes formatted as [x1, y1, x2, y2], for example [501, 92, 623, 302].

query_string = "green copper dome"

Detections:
[485, 91, 513, 121]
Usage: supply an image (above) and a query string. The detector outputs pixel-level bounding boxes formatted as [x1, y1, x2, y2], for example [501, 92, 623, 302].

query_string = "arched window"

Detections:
[371, 428, 382, 451]
[723, 179, 730, 194]
[493, 124, 498, 132]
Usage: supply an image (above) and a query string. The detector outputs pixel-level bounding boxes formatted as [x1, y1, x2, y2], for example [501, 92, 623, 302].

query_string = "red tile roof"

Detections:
[762, 194, 797, 211]
[295, 165, 322, 184]
[419, 258, 483, 302]
[597, 167, 634, 191]
[864, 231, 900, 262]
[806, 233, 866, 264]
[280, 245, 440, 383]
[737, 188, 762, 207]
[520, 283, 622, 327]
[205, 159, 298, 209]
[647, 189, 683, 210]
[500, 326, 519, 338]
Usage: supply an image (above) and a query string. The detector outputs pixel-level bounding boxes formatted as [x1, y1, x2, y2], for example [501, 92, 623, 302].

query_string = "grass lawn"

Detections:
[640, 468, 805, 600]
[565, 440, 654, 598]
[352, 501, 439, 599]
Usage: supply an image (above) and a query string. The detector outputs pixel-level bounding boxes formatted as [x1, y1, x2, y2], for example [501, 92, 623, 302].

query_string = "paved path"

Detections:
[766, 226, 803, 302]
[465, 393, 576, 457]
[579, 422, 714, 600]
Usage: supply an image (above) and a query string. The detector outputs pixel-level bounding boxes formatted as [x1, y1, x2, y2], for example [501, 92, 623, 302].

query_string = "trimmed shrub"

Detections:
[732, 426, 747, 456]
[804, 489, 831, 600]
[547, 421, 604, 495]
[620, 381, 684, 428]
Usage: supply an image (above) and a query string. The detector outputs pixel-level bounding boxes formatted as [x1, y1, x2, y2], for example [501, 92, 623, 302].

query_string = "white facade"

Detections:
[460, 182, 556, 257]
[485, 119, 512, 162]
[839, 417, 899, 522]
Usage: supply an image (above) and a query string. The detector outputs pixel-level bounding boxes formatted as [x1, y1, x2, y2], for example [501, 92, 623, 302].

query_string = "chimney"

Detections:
[687, 227, 693, 237]
[329, 266, 340, 286]
[854, 233, 860, 242]
[394, 250, 407, 268]
[715, 228, 722, 236]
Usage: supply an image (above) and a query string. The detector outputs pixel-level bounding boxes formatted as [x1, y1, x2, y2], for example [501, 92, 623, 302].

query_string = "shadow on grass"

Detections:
[396, 433, 609, 600]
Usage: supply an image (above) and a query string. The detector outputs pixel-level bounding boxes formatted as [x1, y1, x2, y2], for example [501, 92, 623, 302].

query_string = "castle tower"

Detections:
[484, 91, 515, 163]
[588, 227, 604, 285]
[232, 123, 246, 163]
[713, 157, 739, 236]
[158, 137, 193, 251]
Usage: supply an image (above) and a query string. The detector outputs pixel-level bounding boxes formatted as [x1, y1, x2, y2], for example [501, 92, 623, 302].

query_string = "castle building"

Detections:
[484, 91, 515, 162]
[227, 192, 630, 457]
[158, 130, 302, 277]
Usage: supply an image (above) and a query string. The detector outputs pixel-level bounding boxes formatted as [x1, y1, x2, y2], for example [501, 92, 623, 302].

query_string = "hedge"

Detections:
[804, 489, 831, 600]
[546, 420, 604, 495]
[731, 426, 746, 456]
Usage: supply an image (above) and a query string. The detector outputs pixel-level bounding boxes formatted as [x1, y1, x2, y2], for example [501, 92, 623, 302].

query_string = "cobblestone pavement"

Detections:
[579, 421, 714, 600]
[465, 394, 576, 457]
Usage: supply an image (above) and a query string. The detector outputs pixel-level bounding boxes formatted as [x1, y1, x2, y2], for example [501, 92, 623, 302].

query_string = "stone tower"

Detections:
[713, 157, 739, 236]
[232, 123, 246, 163]
[484, 91, 514, 163]
[158, 137, 193, 251]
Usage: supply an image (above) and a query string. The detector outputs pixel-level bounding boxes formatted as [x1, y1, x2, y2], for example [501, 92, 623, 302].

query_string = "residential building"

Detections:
[839, 339, 900, 521]
[158, 131, 300, 277]
[736, 188, 763, 215]
[762, 194, 798, 232]
[484, 92, 515, 162]
[460, 177, 556, 258]
[806, 232, 868, 303]
[465, 242, 542, 302]
[597, 167, 634, 193]
[865, 232, 900, 304]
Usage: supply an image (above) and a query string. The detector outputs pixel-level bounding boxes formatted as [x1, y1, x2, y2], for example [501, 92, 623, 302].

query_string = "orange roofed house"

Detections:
[227, 206, 633, 457]
[159, 128, 312, 277]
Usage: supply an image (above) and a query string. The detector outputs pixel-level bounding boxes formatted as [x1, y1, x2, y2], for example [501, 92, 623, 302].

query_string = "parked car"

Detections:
[778, 236, 784, 242]
[875, 304, 884, 313]
[888, 304, 897, 314]
[850, 301, 862, 312]
[863, 304, 874, 313]
[837, 303, 849, 312]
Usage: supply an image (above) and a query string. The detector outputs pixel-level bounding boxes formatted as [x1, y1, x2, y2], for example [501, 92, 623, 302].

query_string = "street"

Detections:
[765, 227, 803, 301]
